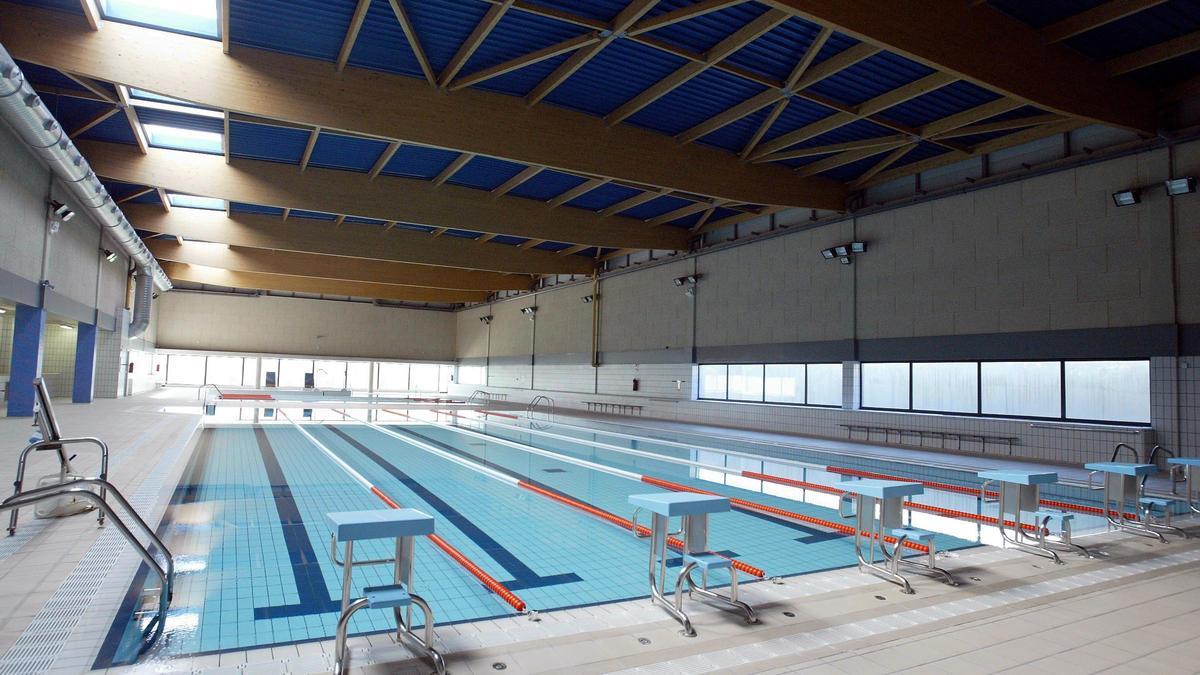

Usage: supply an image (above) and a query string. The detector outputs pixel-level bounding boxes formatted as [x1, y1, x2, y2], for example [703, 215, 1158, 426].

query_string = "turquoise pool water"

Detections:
[96, 410, 1052, 667]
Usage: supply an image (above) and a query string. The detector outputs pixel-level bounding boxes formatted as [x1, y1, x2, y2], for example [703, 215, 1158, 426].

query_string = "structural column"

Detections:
[72, 322, 97, 403]
[6, 303, 46, 417]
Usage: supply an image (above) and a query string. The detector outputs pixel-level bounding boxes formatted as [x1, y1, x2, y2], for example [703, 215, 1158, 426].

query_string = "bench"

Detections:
[840, 424, 1018, 454]
[585, 401, 644, 416]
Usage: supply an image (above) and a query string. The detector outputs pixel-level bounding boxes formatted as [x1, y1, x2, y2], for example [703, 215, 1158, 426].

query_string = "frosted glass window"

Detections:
[1065, 360, 1150, 423]
[698, 365, 727, 399]
[862, 363, 910, 409]
[457, 365, 485, 386]
[347, 362, 371, 392]
[259, 358, 278, 387]
[204, 356, 243, 386]
[764, 364, 805, 404]
[103, 0, 219, 37]
[727, 364, 764, 402]
[410, 363, 440, 392]
[912, 362, 978, 413]
[241, 357, 257, 386]
[981, 361, 1061, 418]
[376, 362, 409, 391]
[806, 363, 842, 407]
[166, 354, 206, 385]
[439, 365, 453, 392]
[314, 360, 347, 390]
[278, 359, 311, 388]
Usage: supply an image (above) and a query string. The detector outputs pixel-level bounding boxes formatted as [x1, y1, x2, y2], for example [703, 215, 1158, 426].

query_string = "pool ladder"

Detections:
[0, 477, 174, 653]
[527, 395, 556, 430]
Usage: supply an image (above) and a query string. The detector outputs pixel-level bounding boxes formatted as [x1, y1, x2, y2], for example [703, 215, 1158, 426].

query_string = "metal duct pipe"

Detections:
[129, 267, 153, 338]
[0, 44, 171, 292]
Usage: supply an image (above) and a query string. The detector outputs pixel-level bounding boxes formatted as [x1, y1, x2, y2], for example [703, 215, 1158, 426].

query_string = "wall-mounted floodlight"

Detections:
[1165, 177, 1197, 196]
[479, 315, 493, 325]
[820, 248, 835, 260]
[850, 242, 866, 254]
[102, 249, 117, 263]
[50, 200, 75, 222]
[581, 295, 594, 304]
[672, 274, 701, 287]
[821, 241, 867, 264]
[1112, 189, 1141, 207]
[520, 307, 537, 320]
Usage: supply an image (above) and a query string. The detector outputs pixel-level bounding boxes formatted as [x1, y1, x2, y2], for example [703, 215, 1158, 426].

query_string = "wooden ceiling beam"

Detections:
[762, 0, 1156, 133]
[1106, 30, 1200, 75]
[78, 0, 100, 29]
[125, 204, 593, 275]
[146, 238, 530, 291]
[439, 0, 513, 87]
[82, 141, 689, 250]
[933, 112, 1066, 140]
[386, 0, 436, 85]
[794, 140, 910, 177]
[0, 3, 843, 209]
[161, 261, 490, 303]
[627, 0, 749, 36]
[450, 33, 600, 91]
[491, 166, 542, 197]
[369, 141, 401, 179]
[1041, 0, 1167, 44]
[68, 106, 120, 138]
[335, 0, 372, 72]
[848, 142, 915, 188]
[547, 177, 610, 207]
[764, 134, 910, 162]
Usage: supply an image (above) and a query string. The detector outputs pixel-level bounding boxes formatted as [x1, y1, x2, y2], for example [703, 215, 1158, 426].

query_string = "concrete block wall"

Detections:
[452, 139, 1200, 466]
[39, 322, 76, 398]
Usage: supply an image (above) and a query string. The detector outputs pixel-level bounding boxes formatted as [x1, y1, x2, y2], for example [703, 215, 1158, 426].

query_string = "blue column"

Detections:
[72, 322, 98, 404]
[7, 303, 46, 417]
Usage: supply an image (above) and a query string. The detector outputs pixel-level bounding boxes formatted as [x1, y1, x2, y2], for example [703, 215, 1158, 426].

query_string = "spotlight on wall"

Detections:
[820, 248, 835, 260]
[581, 295, 594, 304]
[50, 200, 75, 222]
[672, 274, 701, 287]
[520, 307, 537, 320]
[59, 324, 73, 330]
[850, 242, 866, 254]
[1112, 189, 1141, 207]
[102, 249, 117, 263]
[821, 241, 867, 264]
[1165, 177, 1197, 197]
[479, 315, 493, 325]
[0, 308, 6, 314]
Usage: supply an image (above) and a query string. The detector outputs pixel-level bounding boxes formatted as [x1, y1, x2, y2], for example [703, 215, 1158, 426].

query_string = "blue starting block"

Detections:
[1084, 462, 1181, 543]
[326, 509, 444, 675]
[1168, 457, 1200, 515]
[629, 492, 757, 636]
[976, 469, 1088, 563]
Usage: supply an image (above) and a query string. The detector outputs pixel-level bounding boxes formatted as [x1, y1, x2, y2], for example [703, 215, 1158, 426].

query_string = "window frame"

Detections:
[696, 362, 842, 409]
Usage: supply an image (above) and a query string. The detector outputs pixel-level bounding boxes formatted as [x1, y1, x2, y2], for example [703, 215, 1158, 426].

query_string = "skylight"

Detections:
[131, 88, 199, 107]
[101, 0, 220, 38]
[145, 124, 223, 154]
[168, 194, 225, 210]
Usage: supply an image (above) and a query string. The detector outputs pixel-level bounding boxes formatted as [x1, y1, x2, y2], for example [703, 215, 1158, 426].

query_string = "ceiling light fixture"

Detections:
[102, 249, 117, 263]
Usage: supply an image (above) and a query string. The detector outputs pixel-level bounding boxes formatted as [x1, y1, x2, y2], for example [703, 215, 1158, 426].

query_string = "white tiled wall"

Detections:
[39, 323, 76, 399]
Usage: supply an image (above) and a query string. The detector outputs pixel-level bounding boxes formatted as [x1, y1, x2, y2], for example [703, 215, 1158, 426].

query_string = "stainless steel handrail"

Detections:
[0, 479, 173, 650]
[197, 383, 224, 402]
[10, 437, 109, 535]
[1111, 443, 1139, 463]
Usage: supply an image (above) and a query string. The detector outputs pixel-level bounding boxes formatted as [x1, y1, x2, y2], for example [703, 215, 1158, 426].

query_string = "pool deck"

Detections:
[0, 387, 1196, 674]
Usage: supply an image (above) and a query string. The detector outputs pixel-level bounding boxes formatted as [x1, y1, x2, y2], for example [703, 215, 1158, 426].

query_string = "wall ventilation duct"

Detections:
[0, 44, 172, 296]
[128, 266, 153, 337]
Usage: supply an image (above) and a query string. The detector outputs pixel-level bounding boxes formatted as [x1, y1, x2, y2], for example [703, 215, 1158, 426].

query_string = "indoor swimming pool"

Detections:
[96, 408, 1110, 667]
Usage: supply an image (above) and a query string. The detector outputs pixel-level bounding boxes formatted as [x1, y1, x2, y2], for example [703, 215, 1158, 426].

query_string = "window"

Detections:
[458, 364, 485, 386]
[764, 364, 804, 404]
[912, 362, 977, 413]
[410, 363, 441, 392]
[278, 359, 312, 388]
[806, 363, 842, 407]
[241, 357, 257, 386]
[347, 362, 371, 391]
[376, 362, 410, 392]
[204, 356, 243, 386]
[727, 364, 764, 402]
[981, 361, 1060, 418]
[144, 124, 223, 154]
[1065, 360, 1150, 423]
[861, 362, 910, 410]
[165, 354, 205, 385]
[314, 360, 347, 390]
[167, 193, 224, 210]
[698, 365, 727, 399]
[102, 0, 220, 38]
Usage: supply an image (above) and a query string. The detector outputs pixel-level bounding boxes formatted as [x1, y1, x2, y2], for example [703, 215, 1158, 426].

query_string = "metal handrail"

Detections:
[1111, 443, 1139, 463]
[0, 478, 173, 651]
[466, 390, 491, 405]
[527, 395, 555, 429]
[10, 436, 109, 535]
[1144, 445, 1184, 492]
[197, 383, 224, 402]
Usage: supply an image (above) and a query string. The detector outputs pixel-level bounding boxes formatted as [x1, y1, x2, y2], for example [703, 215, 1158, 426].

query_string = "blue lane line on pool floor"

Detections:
[252, 427, 343, 620]
[324, 425, 582, 592]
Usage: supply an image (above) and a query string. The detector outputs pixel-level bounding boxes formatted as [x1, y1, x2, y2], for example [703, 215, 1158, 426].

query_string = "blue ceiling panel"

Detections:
[404, 0, 491, 75]
[771, 117, 895, 155]
[231, 203, 285, 216]
[807, 52, 935, 107]
[534, 241, 573, 251]
[34, 93, 111, 136]
[891, 140, 948, 169]
[987, 0, 1109, 29]
[380, 144, 460, 179]
[489, 234, 527, 245]
[7, 0, 81, 14]
[290, 209, 337, 220]
[392, 222, 437, 233]
[458, 10, 588, 81]
[103, 180, 159, 204]
[816, 153, 891, 183]
[641, 0, 770, 54]
[627, 67, 768, 136]
[1130, 50, 1200, 88]
[447, 154, 529, 190]
[80, 111, 137, 145]
[544, 38, 688, 116]
[16, 58, 102, 95]
[507, 169, 589, 201]
[346, 0, 426, 78]
[309, 132, 390, 172]
[474, 52, 572, 97]
[759, 96, 840, 143]
[230, 0, 359, 62]
[726, 21, 858, 83]
[950, 128, 1020, 147]
[697, 104, 773, 153]
[229, 121, 310, 164]
[135, 107, 225, 133]
[344, 215, 389, 226]
[519, 0, 625, 22]
[883, 80, 1003, 128]
[564, 182, 642, 210]
[1066, 2, 1200, 62]
[619, 194, 693, 220]
[443, 228, 479, 238]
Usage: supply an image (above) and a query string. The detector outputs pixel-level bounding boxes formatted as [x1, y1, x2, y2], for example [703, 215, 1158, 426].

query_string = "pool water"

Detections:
[97, 410, 1097, 667]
